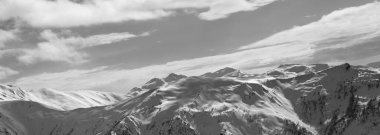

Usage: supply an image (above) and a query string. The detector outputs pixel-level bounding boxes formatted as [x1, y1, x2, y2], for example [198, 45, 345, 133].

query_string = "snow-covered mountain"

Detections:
[265, 64, 330, 78]
[201, 67, 248, 78]
[1, 63, 380, 135]
[368, 61, 380, 68]
[0, 85, 125, 110]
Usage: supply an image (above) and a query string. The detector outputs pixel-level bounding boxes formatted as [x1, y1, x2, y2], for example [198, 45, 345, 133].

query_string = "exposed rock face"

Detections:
[265, 63, 380, 135]
[2, 63, 380, 135]
[128, 73, 187, 98]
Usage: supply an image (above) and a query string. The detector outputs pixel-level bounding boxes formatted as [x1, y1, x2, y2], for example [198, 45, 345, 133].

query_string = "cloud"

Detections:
[18, 30, 142, 64]
[13, 43, 312, 92]
[18, 40, 87, 64]
[0, 0, 277, 27]
[0, 66, 18, 80]
[239, 1, 380, 50]
[12, 2, 380, 92]
[0, 29, 17, 59]
[198, 0, 277, 20]
[0, 29, 16, 48]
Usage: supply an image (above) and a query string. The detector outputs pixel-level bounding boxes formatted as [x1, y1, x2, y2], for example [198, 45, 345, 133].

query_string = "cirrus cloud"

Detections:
[0, 29, 17, 48]
[18, 30, 146, 64]
[239, 1, 380, 50]
[13, 43, 314, 92]
[0, 0, 278, 27]
[0, 66, 18, 80]
[12, 1, 380, 92]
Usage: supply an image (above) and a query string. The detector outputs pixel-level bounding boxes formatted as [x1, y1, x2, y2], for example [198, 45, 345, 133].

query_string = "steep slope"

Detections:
[0, 85, 28, 101]
[0, 85, 125, 110]
[1, 63, 380, 135]
[265, 63, 380, 135]
[108, 76, 316, 135]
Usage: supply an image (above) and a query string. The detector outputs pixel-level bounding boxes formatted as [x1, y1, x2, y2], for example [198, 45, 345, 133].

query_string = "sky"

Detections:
[1, 0, 380, 93]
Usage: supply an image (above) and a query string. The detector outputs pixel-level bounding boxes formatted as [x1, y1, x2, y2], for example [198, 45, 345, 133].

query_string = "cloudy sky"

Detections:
[1, 0, 380, 92]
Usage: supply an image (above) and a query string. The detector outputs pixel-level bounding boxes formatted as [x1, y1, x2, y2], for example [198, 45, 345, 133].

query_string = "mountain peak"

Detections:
[4, 63, 380, 135]
[129, 87, 142, 92]
[141, 78, 165, 89]
[322, 63, 351, 72]
[219, 67, 238, 72]
[267, 64, 330, 78]
[164, 73, 187, 82]
[201, 67, 239, 77]
[316, 63, 355, 81]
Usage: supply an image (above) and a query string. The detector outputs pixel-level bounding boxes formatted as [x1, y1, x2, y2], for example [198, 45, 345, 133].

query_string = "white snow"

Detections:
[1, 63, 380, 135]
[0, 85, 125, 110]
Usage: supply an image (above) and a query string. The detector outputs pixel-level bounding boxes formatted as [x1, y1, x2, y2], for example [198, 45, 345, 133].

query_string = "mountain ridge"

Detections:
[0, 84, 125, 110]
[1, 63, 380, 135]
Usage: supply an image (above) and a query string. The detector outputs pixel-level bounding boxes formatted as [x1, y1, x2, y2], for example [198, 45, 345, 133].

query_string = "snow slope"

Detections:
[125, 73, 187, 99]
[1, 63, 380, 135]
[265, 64, 330, 78]
[0, 85, 125, 110]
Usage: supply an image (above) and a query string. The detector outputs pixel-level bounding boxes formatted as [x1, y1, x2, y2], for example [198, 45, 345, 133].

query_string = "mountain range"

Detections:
[1, 63, 380, 135]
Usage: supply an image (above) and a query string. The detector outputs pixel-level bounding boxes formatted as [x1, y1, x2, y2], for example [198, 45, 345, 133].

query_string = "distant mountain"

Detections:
[0, 85, 125, 110]
[125, 73, 187, 98]
[201, 67, 247, 77]
[164, 73, 187, 82]
[367, 61, 380, 68]
[128, 68, 244, 98]
[266, 64, 329, 77]
[1, 63, 380, 135]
